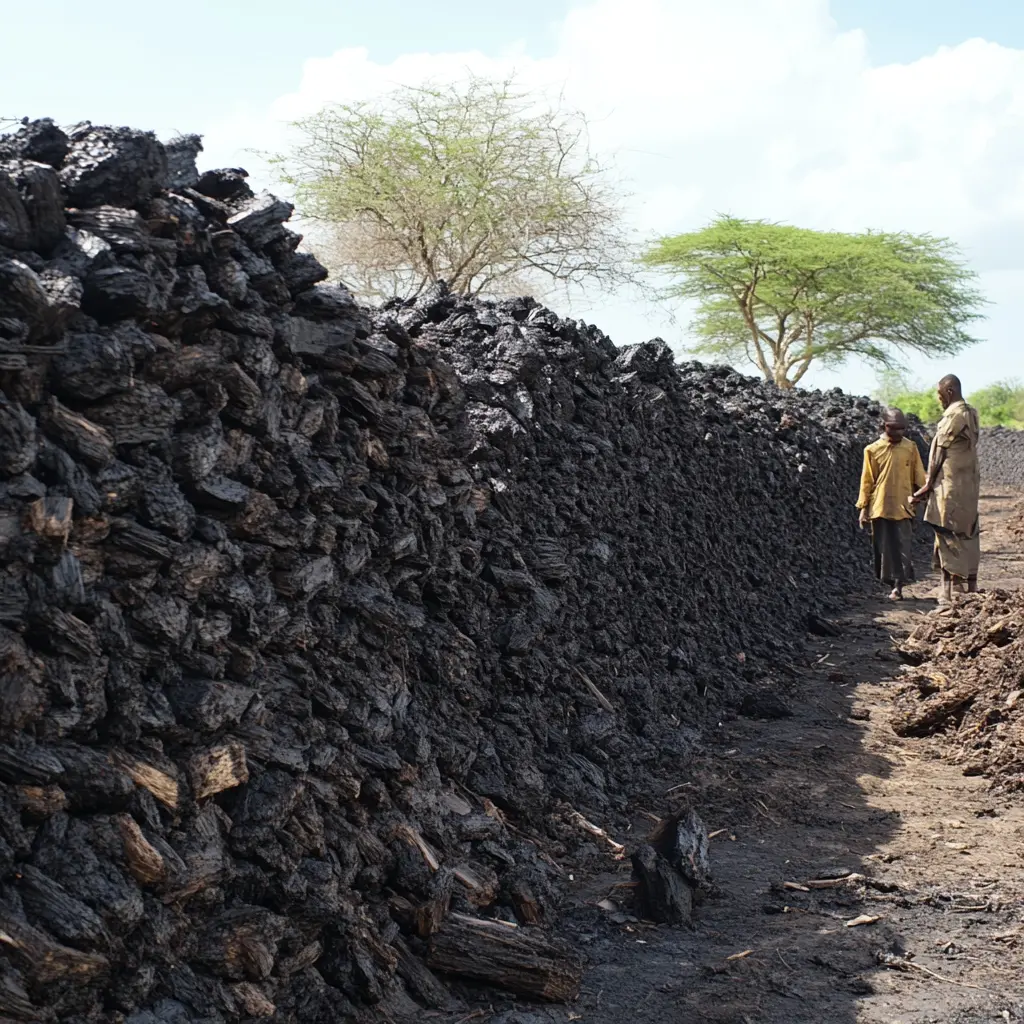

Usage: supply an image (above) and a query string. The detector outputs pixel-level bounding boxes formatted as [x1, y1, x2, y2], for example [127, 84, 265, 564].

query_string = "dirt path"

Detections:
[438, 491, 1024, 1024]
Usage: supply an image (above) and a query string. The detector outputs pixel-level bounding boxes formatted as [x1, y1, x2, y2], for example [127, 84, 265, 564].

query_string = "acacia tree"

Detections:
[271, 75, 631, 300]
[641, 217, 985, 388]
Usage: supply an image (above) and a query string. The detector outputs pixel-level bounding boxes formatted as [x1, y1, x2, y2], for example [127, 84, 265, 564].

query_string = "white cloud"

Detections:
[196, 0, 1024, 395]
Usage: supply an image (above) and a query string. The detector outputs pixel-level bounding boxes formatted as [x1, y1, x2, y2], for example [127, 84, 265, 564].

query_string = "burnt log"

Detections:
[426, 914, 583, 1002]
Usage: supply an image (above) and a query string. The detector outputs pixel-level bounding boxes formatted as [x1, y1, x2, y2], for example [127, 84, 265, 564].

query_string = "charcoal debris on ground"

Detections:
[0, 118, 927, 1022]
[889, 589, 1024, 788]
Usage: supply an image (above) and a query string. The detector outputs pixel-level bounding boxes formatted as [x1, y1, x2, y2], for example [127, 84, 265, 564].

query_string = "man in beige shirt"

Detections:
[857, 408, 927, 600]
[912, 374, 981, 604]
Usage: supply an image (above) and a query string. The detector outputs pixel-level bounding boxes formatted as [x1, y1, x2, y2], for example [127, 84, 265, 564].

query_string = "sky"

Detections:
[4, 0, 1024, 397]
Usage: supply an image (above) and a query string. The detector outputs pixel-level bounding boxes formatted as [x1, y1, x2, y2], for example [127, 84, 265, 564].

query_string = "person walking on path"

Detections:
[857, 407, 927, 601]
[912, 374, 981, 604]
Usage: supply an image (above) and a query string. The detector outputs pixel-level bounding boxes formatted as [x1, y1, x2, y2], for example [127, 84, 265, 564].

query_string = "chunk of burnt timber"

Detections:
[17, 864, 113, 950]
[426, 914, 583, 1002]
[0, 909, 109, 985]
[188, 741, 249, 800]
[0, 740, 64, 785]
[392, 937, 453, 1010]
[27, 496, 73, 546]
[192, 475, 250, 511]
[0, 118, 70, 168]
[0, 959, 37, 1021]
[195, 167, 254, 202]
[226, 191, 293, 249]
[0, 395, 38, 475]
[195, 906, 286, 981]
[630, 843, 693, 925]
[292, 283, 360, 323]
[280, 251, 329, 295]
[163, 133, 203, 189]
[60, 125, 168, 208]
[52, 329, 134, 401]
[108, 518, 179, 561]
[39, 397, 114, 467]
[649, 808, 713, 891]
[0, 160, 65, 253]
[166, 678, 255, 733]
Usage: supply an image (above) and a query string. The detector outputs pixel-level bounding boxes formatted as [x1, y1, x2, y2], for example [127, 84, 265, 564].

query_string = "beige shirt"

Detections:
[924, 399, 980, 536]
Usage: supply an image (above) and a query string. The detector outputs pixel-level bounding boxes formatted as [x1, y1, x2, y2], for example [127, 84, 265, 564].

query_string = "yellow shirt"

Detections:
[856, 436, 926, 521]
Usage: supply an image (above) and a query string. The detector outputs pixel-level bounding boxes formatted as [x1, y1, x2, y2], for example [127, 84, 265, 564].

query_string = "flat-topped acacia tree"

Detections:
[272, 75, 632, 301]
[641, 217, 985, 389]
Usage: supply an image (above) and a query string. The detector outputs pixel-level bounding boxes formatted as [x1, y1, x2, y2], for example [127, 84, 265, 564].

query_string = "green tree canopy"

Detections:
[641, 217, 986, 388]
[968, 379, 1024, 428]
[270, 75, 631, 301]
[874, 372, 1024, 428]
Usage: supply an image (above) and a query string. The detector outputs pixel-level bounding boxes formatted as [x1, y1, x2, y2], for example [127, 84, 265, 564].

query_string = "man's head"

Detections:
[937, 374, 963, 409]
[881, 407, 907, 444]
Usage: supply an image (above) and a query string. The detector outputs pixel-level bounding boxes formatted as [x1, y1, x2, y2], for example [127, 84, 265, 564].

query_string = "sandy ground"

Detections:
[432, 490, 1024, 1024]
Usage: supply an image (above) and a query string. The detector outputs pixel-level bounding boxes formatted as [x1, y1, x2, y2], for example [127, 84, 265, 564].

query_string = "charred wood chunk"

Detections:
[108, 518, 180, 562]
[17, 783, 68, 820]
[50, 328, 135, 398]
[29, 606, 101, 661]
[648, 808, 713, 891]
[427, 914, 583, 1002]
[0, 160, 66, 253]
[195, 906, 286, 981]
[280, 251, 328, 295]
[167, 678, 255, 733]
[276, 316, 358, 369]
[66, 205, 151, 254]
[630, 843, 693, 926]
[164, 133, 203, 189]
[85, 385, 180, 444]
[116, 813, 168, 887]
[26, 495, 73, 545]
[392, 937, 453, 1010]
[188, 740, 249, 800]
[226, 191, 294, 249]
[39, 397, 114, 468]
[0, 909, 109, 985]
[18, 864, 112, 951]
[195, 167, 253, 202]
[55, 745, 136, 811]
[60, 125, 168, 208]
[193, 475, 250, 511]
[0, 396, 38, 475]
[0, 958, 37, 1021]
[0, 118, 69, 168]
[111, 751, 180, 809]
[0, 738, 64, 785]
[139, 481, 194, 541]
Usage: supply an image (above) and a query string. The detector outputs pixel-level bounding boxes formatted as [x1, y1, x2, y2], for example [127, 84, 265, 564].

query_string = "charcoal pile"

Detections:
[0, 117, 905, 1023]
[889, 591, 1024, 788]
[980, 426, 1024, 490]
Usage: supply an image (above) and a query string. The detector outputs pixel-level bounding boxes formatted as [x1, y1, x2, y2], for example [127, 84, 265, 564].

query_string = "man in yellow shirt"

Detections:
[856, 408, 927, 601]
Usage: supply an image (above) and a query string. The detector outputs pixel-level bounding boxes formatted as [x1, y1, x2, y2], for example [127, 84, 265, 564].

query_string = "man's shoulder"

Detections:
[865, 436, 888, 455]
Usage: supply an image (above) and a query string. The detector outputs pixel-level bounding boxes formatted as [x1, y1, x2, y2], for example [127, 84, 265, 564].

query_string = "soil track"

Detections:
[437, 491, 1024, 1024]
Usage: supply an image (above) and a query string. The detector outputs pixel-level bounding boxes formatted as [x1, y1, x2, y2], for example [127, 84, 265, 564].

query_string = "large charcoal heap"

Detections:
[979, 426, 1024, 489]
[1, 118, 899, 1022]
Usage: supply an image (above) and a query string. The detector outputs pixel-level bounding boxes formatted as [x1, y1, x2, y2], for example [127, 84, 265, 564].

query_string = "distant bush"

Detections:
[873, 371, 1023, 428]
[968, 379, 1024, 428]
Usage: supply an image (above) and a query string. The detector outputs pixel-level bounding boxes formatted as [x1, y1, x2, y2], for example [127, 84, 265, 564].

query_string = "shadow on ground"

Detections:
[430, 491, 1024, 1024]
